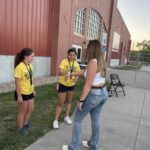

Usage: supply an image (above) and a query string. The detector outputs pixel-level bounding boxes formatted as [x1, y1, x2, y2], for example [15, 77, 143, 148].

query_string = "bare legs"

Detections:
[17, 99, 34, 129]
[55, 91, 74, 120]
[65, 91, 74, 117]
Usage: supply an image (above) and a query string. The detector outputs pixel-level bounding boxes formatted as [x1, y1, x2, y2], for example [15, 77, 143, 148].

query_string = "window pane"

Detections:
[87, 8, 102, 39]
[74, 9, 85, 35]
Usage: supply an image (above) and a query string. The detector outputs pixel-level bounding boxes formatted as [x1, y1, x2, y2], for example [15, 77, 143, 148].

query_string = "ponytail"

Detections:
[14, 48, 34, 68]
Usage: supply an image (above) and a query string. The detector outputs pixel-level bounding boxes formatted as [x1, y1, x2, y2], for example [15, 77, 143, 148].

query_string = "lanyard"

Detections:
[68, 60, 74, 73]
[23, 62, 33, 85]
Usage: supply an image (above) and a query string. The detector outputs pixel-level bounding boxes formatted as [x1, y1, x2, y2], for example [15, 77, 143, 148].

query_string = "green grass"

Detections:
[110, 62, 142, 70]
[0, 78, 84, 150]
[111, 65, 140, 70]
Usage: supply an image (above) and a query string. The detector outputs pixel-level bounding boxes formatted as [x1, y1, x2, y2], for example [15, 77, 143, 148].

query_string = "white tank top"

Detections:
[84, 71, 105, 86]
[83, 59, 105, 86]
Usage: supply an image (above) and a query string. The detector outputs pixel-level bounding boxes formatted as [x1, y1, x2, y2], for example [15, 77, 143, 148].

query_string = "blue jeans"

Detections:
[68, 87, 108, 150]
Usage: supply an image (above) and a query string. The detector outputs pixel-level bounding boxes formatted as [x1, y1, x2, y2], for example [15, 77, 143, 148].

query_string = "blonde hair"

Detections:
[86, 40, 106, 77]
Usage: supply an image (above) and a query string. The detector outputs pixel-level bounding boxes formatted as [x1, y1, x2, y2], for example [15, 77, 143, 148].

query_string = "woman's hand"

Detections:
[64, 72, 71, 81]
[71, 70, 85, 77]
[77, 101, 83, 111]
[17, 96, 23, 104]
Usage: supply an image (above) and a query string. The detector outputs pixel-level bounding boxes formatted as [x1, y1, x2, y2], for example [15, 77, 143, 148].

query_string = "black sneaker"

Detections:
[23, 122, 32, 129]
[18, 127, 28, 135]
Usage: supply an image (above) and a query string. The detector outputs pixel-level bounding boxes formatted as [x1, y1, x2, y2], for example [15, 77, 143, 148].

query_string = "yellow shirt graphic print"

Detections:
[14, 62, 34, 95]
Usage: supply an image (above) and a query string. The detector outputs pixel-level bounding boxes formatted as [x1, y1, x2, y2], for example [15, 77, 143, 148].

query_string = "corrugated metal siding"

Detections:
[0, 0, 52, 56]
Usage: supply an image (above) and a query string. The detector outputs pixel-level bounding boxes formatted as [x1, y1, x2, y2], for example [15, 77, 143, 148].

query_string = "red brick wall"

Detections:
[112, 8, 131, 64]
[51, 0, 117, 74]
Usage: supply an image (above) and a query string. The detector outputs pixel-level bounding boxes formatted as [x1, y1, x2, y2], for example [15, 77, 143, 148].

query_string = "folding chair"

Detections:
[108, 74, 125, 97]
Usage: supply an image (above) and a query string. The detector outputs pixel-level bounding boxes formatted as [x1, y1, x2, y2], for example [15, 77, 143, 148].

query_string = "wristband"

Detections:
[79, 99, 84, 102]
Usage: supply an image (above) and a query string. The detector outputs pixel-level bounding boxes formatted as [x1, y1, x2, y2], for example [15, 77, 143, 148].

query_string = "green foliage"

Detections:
[0, 78, 84, 150]
[111, 61, 142, 70]
[136, 40, 150, 51]
[130, 49, 150, 64]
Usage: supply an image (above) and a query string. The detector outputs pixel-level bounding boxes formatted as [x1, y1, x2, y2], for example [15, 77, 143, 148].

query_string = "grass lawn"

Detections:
[110, 62, 142, 70]
[0, 78, 84, 150]
[111, 65, 141, 70]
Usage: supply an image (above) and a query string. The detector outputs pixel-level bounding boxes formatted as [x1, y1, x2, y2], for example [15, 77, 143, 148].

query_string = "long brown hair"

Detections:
[86, 40, 106, 77]
[14, 48, 34, 68]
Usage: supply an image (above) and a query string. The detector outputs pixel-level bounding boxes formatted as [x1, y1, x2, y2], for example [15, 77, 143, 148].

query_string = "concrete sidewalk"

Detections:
[25, 86, 150, 150]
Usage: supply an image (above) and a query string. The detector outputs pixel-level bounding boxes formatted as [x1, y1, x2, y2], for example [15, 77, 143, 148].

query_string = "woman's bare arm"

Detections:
[15, 78, 23, 103]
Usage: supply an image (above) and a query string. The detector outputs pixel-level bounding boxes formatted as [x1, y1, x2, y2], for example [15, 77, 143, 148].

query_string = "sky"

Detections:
[117, 0, 150, 43]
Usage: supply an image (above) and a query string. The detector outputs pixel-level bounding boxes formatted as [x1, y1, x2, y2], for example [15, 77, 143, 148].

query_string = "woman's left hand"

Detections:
[77, 101, 83, 111]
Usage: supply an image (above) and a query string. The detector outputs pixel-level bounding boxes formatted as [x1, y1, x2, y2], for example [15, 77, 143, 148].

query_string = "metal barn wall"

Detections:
[0, 0, 52, 56]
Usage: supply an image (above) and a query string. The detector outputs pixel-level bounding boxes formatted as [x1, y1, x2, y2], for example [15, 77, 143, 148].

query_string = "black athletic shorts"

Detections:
[14, 91, 35, 101]
[57, 83, 75, 93]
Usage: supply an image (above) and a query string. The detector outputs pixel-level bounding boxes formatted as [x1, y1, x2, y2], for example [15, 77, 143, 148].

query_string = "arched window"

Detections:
[74, 9, 85, 35]
[87, 8, 102, 39]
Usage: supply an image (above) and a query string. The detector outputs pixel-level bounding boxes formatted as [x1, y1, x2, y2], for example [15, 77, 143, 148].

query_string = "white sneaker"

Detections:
[82, 140, 90, 148]
[62, 145, 68, 150]
[64, 116, 72, 124]
[53, 120, 59, 129]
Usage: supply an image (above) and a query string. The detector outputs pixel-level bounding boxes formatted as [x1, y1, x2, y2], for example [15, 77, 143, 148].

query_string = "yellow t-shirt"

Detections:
[58, 59, 80, 86]
[14, 62, 34, 95]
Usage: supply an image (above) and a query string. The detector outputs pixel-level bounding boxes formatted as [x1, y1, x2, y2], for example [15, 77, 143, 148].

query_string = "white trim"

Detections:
[112, 49, 119, 52]
[87, 8, 102, 39]
[73, 32, 84, 38]
[110, 59, 119, 66]
[74, 9, 85, 35]
[72, 44, 82, 62]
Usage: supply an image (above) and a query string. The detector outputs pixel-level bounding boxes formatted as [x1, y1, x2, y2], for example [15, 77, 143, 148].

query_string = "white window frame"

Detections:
[72, 44, 82, 63]
[74, 9, 85, 35]
[87, 8, 102, 39]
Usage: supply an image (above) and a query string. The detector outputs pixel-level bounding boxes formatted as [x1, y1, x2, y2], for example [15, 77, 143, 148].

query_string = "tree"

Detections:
[131, 40, 150, 64]
[136, 40, 150, 51]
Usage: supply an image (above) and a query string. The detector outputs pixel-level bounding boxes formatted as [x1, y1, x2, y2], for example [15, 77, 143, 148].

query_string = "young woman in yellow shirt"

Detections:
[14, 48, 35, 135]
[53, 48, 80, 129]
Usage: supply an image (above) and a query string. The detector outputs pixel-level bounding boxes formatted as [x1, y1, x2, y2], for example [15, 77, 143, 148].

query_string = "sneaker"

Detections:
[64, 116, 72, 125]
[18, 127, 28, 135]
[23, 122, 32, 129]
[62, 145, 68, 150]
[53, 120, 59, 129]
[82, 140, 90, 148]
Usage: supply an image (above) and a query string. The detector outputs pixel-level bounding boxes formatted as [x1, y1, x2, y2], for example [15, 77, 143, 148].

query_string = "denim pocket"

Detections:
[88, 94, 102, 105]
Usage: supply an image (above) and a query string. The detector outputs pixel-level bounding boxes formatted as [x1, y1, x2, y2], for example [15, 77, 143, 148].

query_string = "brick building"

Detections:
[0, 0, 131, 83]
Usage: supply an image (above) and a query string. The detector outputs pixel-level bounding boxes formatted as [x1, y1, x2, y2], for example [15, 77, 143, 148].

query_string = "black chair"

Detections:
[108, 74, 125, 97]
